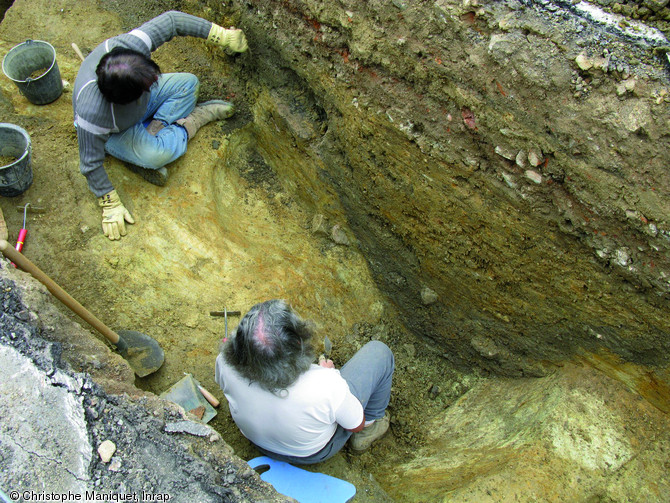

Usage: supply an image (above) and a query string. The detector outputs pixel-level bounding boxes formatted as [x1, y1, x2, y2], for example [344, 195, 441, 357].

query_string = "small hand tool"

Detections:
[15, 203, 29, 253]
[213, 307, 241, 342]
[11, 203, 30, 267]
[184, 372, 220, 408]
[319, 335, 333, 364]
[210, 310, 241, 317]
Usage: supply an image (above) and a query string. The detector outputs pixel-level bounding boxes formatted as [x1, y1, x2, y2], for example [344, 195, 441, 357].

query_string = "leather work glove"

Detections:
[98, 190, 134, 241]
[207, 24, 248, 53]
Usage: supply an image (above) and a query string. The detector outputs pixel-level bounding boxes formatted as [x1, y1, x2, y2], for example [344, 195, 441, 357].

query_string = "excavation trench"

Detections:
[125, 74, 479, 498]
[0, 3, 479, 499]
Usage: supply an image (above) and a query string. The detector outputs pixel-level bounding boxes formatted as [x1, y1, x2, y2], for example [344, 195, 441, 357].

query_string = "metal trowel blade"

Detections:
[324, 335, 332, 359]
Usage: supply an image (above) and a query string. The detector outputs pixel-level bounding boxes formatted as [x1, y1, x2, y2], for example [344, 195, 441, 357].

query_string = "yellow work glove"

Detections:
[98, 190, 134, 241]
[207, 23, 248, 53]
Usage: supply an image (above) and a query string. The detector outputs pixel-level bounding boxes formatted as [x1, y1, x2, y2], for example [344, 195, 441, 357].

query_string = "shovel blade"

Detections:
[116, 330, 165, 377]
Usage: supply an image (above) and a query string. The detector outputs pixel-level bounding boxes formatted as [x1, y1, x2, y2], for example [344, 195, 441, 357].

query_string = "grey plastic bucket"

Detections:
[0, 123, 32, 197]
[2, 40, 63, 105]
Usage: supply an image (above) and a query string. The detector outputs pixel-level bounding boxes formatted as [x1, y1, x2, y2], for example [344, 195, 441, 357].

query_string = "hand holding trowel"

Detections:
[318, 335, 334, 368]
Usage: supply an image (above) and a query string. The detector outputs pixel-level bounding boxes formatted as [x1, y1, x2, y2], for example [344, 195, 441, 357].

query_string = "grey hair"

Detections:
[223, 300, 315, 394]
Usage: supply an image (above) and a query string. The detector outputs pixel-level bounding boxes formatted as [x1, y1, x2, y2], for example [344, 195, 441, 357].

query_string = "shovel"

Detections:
[0, 240, 164, 377]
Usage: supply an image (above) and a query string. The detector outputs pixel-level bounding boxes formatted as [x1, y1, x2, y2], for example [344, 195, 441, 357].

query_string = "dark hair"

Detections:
[96, 47, 160, 104]
[223, 300, 315, 394]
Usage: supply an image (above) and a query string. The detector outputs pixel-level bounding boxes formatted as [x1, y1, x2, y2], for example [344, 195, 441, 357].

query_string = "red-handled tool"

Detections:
[15, 203, 29, 252]
[12, 203, 29, 267]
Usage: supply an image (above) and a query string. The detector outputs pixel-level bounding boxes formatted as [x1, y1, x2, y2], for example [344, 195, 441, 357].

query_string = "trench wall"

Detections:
[124, 0, 670, 377]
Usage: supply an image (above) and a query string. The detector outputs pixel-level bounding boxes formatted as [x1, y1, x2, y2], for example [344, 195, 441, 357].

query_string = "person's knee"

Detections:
[159, 72, 200, 98]
[184, 73, 199, 91]
[363, 340, 395, 369]
[144, 144, 177, 168]
[179, 73, 199, 96]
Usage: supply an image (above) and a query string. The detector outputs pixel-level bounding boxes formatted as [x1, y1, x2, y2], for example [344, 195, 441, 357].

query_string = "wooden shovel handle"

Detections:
[0, 240, 120, 345]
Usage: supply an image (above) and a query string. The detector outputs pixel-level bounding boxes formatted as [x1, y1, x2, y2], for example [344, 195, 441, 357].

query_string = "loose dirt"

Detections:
[0, 155, 17, 166]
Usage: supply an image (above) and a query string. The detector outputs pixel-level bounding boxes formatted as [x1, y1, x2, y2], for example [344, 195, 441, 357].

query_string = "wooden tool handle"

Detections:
[71, 42, 85, 62]
[198, 385, 220, 408]
[0, 240, 120, 344]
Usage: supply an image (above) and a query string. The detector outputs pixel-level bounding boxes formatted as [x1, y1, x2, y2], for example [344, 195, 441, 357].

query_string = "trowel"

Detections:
[318, 335, 333, 364]
[160, 373, 217, 423]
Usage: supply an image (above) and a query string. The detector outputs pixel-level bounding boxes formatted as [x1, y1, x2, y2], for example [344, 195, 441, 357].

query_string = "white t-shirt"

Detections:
[215, 353, 364, 457]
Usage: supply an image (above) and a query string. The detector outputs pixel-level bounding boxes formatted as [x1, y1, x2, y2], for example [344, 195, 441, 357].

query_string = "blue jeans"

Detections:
[254, 341, 395, 464]
[104, 73, 199, 171]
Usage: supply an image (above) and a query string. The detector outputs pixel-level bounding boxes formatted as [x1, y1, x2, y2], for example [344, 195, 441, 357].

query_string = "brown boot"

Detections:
[176, 100, 235, 139]
[349, 413, 390, 452]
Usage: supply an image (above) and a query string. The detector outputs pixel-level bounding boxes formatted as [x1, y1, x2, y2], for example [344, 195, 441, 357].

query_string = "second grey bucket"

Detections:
[2, 39, 63, 105]
[0, 123, 33, 197]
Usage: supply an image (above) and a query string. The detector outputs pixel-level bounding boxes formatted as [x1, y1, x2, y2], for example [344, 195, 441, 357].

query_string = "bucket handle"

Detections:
[23, 40, 35, 84]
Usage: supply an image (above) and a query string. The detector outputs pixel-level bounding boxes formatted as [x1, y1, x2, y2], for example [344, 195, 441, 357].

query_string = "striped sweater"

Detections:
[73, 11, 212, 197]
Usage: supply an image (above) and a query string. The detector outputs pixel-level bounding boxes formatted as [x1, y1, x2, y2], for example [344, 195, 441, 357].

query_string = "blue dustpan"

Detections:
[248, 456, 356, 503]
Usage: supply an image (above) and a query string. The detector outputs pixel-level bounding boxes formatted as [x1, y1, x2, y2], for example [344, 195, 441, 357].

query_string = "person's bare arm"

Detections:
[322, 358, 366, 432]
[318, 356, 335, 368]
[346, 417, 366, 433]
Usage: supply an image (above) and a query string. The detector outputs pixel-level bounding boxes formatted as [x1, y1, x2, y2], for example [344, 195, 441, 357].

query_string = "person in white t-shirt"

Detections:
[215, 299, 394, 464]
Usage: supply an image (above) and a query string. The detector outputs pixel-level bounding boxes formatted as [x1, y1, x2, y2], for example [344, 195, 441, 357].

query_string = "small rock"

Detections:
[189, 406, 205, 420]
[515, 150, 527, 168]
[108, 459, 122, 472]
[644, 0, 669, 13]
[575, 52, 592, 71]
[311, 214, 329, 236]
[592, 56, 608, 71]
[623, 77, 636, 92]
[420, 286, 438, 305]
[98, 440, 116, 463]
[461, 107, 476, 130]
[525, 170, 542, 184]
[470, 335, 500, 359]
[527, 149, 543, 167]
[495, 145, 516, 161]
[165, 420, 212, 437]
[614, 248, 631, 267]
[502, 172, 517, 189]
[239, 467, 255, 479]
[331, 224, 350, 245]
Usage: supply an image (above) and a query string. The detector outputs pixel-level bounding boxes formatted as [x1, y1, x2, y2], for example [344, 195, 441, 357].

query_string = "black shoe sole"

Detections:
[124, 164, 168, 187]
